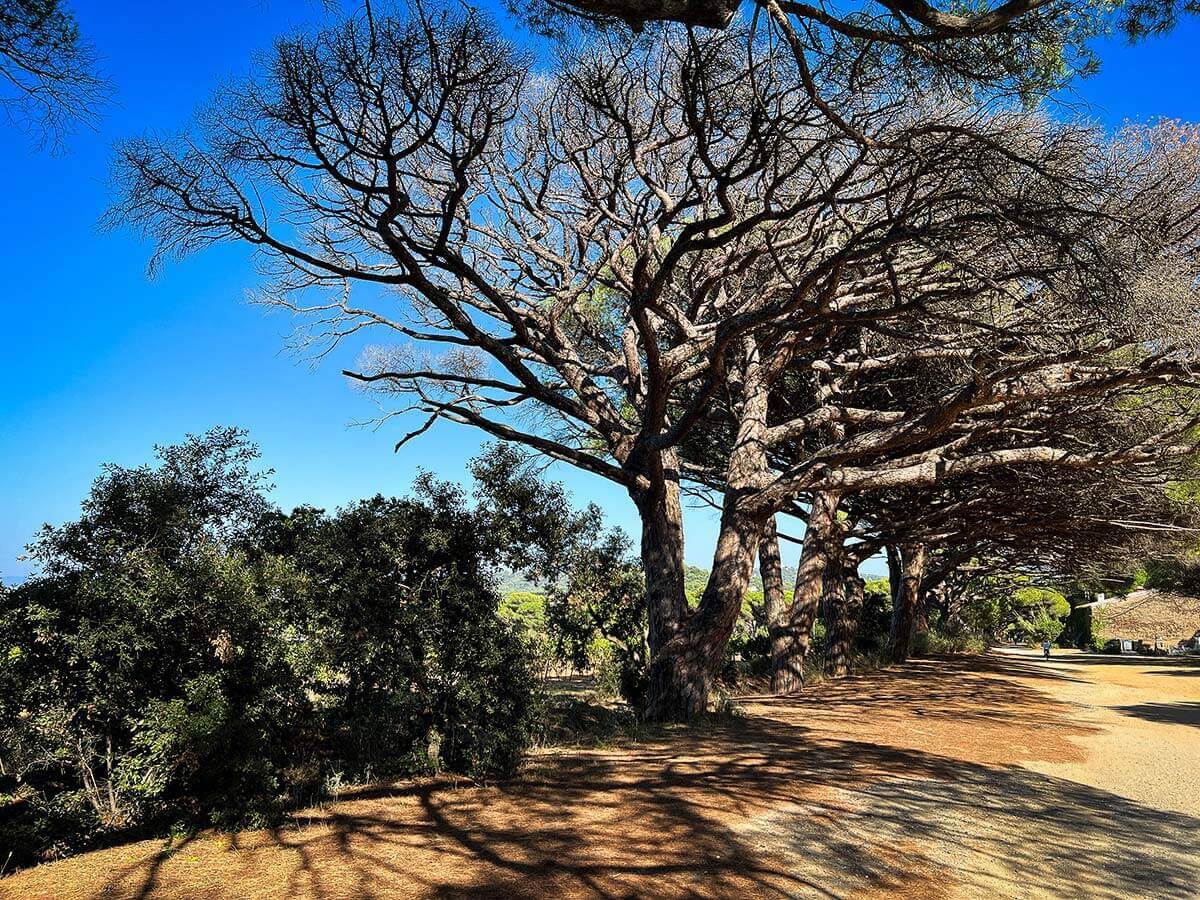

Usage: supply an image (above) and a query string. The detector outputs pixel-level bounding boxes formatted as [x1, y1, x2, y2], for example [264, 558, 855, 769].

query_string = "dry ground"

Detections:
[4, 648, 1199, 899]
[1090, 588, 1200, 646]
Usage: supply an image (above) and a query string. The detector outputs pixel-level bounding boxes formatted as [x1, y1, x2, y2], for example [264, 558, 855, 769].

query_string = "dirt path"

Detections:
[4, 649, 1198, 899]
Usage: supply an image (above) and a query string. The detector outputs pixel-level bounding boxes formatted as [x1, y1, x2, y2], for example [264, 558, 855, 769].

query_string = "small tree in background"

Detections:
[472, 443, 648, 704]
[1009, 587, 1071, 643]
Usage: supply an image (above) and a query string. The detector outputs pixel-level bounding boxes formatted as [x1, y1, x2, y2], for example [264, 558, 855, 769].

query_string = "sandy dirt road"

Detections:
[3, 648, 1198, 899]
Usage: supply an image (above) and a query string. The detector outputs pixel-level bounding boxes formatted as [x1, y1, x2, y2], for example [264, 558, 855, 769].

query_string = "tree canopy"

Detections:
[0, 0, 107, 148]
[107, 3, 1200, 718]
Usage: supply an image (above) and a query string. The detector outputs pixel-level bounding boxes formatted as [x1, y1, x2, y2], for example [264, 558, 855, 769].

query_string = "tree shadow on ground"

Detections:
[234, 719, 1198, 899]
[1116, 702, 1200, 728]
[17, 655, 1200, 900]
[1040, 654, 1200, 669]
[1146, 665, 1200, 676]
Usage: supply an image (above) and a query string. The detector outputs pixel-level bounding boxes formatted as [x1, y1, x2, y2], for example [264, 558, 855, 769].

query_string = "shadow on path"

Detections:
[1116, 702, 1200, 728]
[9, 654, 1199, 899]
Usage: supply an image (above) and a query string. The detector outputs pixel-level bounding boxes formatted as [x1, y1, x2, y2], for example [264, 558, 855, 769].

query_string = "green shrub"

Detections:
[258, 485, 539, 781]
[856, 579, 893, 653]
[1090, 610, 1108, 651]
[590, 638, 624, 699]
[0, 431, 537, 867]
[915, 630, 987, 655]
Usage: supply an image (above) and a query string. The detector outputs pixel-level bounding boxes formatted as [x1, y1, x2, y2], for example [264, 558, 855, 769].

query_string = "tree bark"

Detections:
[886, 544, 902, 608]
[644, 505, 764, 720]
[645, 340, 770, 721]
[632, 449, 688, 658]
[888, 542, 928, 664]
[826, 561, 864, 679]
[771, 490, 840, 693]
[759, 515, 787, 676]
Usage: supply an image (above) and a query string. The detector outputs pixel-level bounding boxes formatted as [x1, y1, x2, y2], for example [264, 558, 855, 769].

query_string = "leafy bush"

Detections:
[589, 638, 624, 699]
[258, 484, 538, 780]
[856, 578, 893, 653]
[472, 443, 648, 705]
[913, 631, 987, 655]
[0, 431, 312, 862]
[0, 431, 537, 867]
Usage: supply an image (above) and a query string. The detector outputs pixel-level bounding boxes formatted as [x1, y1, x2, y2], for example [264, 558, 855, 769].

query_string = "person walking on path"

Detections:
[1041, 639, 1052, 659]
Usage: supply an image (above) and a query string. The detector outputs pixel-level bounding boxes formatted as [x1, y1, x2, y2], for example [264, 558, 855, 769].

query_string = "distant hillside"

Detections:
[495, 567, 542, 595]
[1090, 590, 1200, 644]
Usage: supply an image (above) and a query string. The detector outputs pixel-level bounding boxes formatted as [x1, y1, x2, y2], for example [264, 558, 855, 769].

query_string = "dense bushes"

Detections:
[257, 486, 537, 779]
[0, 431, 536, 867]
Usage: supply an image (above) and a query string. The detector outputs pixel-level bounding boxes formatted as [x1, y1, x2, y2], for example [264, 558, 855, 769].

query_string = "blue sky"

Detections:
[1, 2, 1199, 583]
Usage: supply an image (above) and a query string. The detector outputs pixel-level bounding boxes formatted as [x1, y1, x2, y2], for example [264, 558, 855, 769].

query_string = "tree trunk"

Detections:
[888, 542, 928, 664]
[886, 544, 901, 608]
[771, 490, 840, 693]
[826, 562, 864, 679]
[914, 581, 931, 643]
[759, 515, 787, 676]
[632, 450, 688, 658]
[645, 339, 770, 721]
[644, 505, 764, 721]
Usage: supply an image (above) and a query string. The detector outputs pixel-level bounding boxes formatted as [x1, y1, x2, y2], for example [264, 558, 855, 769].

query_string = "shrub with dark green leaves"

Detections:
[257, 482, 538, 779]
[1, 431, 537, 868]
[0, 432, 320, 864]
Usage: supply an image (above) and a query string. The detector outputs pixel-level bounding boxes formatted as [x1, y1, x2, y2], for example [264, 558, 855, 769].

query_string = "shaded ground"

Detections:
[4, 650, 1198, 899]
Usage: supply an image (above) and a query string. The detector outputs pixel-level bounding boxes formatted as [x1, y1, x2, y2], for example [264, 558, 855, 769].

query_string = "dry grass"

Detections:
[1093, 589, 1200, 644]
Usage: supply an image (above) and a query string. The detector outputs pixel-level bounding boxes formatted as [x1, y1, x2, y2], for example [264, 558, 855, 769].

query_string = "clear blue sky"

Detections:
[2, 2, 1198, 583]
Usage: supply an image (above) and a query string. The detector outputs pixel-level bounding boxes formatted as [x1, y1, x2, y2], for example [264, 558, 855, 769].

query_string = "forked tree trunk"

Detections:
[826, 564, 864, 679]
[644, 340, 771, 722]
[888, 542, 928, 664]
[644, 506, 764, 721]
[771, 490, 840, 693]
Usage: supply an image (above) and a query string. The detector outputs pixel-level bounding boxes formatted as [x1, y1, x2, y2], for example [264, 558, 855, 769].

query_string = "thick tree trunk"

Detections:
[645, 339, 770, 722]
[644, 506, 763, 721]
[826, 563, 864, 679]
[632, 450, 688, 658]
[759, 516, 787, 675]
[888, 542, 928, 664]
[771, 490, 840, 693]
